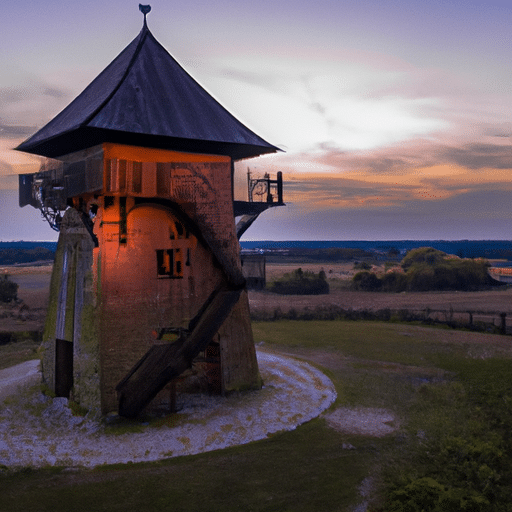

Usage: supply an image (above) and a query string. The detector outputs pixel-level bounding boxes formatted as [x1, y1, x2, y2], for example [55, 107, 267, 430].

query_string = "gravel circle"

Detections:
[0, 350, 336, 468]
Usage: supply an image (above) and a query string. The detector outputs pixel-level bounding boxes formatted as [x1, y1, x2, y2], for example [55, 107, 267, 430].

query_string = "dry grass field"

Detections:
[251, 262, 512, 318]
[0, 265, 52, 332]
[1, 262, 511, 334]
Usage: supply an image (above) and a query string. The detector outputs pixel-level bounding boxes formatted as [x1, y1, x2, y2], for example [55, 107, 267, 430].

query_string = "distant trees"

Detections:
[266, 247, 373, 263]
[353, 261, 372, 271]
[352, 247, 498, 292]
[0, 247, 55, 266]
[268, 268, 329, 295]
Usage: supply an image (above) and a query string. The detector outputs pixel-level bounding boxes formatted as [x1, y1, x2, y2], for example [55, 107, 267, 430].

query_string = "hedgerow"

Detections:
[267, 268, 329, 295]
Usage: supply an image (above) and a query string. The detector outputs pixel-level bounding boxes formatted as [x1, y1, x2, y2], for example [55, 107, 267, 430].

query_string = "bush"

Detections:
[381, 272, 407, 292]
[351, 271, 382, 291]
[0, 275, 18, 303]
[351, 248, 497, 292]
[268, 268, 329, 295]
[406, 264, 436, 291]
[401, 247, 446, 270]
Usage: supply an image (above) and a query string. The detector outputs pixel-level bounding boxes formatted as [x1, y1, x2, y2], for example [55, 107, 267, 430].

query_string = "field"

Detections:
[2, 263, 512, 510]
[0, 265, 51, 334]
[3, 262, 512, 333]
[251, 262, 512, 327]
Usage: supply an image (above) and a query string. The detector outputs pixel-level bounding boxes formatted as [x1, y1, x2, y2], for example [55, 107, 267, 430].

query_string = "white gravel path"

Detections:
[0, 360, 40, 402]
[0, 350, 336, 468]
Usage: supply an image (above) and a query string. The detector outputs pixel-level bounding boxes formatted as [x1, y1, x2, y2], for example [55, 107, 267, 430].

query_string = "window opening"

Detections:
[105, 159, 112, 192]
[104, 196, 115, 208]
[156, 249, 183, 278]
[156, 162, 169, 196]
[132, 161, 142, 194]
[119, 160, 127, 192]
[119, 196, 127, 244]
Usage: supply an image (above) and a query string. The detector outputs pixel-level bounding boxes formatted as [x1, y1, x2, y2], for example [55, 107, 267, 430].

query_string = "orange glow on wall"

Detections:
[103, 143, 230, 164]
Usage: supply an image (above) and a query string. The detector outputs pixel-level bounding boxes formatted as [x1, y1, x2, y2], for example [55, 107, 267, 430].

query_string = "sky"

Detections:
[1, 0, 511, 241]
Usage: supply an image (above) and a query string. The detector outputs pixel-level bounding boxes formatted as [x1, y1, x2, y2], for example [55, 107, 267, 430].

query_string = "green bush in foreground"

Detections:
[379, 357, 512, 512]
[268, 268, 329, 295]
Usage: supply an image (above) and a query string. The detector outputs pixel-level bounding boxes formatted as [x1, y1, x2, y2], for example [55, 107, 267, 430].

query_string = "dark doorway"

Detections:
[55, 338, 73, 397]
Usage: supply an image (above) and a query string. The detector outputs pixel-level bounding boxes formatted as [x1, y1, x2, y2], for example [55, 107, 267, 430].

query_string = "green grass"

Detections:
[252, 320, 499, 367]
[0, 340, 40, 370]
[2, 321, 512, 511]
[0, 420, 373, 512]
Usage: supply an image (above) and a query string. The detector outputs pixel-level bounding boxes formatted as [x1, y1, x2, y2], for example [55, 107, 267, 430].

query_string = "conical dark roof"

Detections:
[16, 22, 279, 160]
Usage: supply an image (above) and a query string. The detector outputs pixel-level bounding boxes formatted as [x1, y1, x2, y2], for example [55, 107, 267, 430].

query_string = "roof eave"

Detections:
[15, 127, 281, 161]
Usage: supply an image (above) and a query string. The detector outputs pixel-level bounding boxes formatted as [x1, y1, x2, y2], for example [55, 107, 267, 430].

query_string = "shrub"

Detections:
[351, 271, 382, 291]
[381, 271, 407, 292]
[406, 264, 436, 291]
[353, 261, 371, 271]
[268, 268, 329, 295]
[0, 275, 18, 303]
[351, 248, 497, 292]
[401, 247, 446, 270]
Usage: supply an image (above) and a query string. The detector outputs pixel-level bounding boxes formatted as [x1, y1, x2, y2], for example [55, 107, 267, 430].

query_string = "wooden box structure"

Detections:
[17, 12, 281, 416]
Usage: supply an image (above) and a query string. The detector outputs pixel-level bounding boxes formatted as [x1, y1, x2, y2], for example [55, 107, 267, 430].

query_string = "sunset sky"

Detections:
[1, 0, 511, 241]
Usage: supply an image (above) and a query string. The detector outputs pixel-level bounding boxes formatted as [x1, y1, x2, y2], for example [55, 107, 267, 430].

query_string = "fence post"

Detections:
[500, 312, 507, 335]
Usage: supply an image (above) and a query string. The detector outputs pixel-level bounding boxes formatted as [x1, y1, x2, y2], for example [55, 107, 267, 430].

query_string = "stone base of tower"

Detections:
[40, 208, 101, 414]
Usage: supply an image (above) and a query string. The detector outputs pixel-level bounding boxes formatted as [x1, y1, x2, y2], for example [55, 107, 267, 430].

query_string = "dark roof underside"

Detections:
[16, 24, 279, 160]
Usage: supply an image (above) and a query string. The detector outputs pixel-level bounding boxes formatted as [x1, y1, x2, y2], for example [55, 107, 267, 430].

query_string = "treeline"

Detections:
[352, 247, 503, 292]
[265, 247, 375, 263]
[0, 247, 55, 266]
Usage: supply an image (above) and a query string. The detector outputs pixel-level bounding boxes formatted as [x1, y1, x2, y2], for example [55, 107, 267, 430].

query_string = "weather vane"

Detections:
[139, 4, 151, 24]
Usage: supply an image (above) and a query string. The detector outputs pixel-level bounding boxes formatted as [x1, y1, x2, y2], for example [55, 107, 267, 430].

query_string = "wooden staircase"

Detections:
[116, 284, 242, 418]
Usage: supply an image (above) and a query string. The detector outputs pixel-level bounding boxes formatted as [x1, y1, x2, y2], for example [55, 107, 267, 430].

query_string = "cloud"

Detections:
[257, 133, 512, 215]
[0, 69, 69, 189]
[439, 143, 512, 170]
[203, 51, 451, 153]
[242, 188, 512, 241]
[0, 123, 37, 139]
[0, 73, 70, 128]
[0, 137, 41, 189]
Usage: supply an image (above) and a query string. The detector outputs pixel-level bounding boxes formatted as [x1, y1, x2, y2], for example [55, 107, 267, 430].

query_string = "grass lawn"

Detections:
[0, 340, 40, 370]
[2, 321, 512, 511]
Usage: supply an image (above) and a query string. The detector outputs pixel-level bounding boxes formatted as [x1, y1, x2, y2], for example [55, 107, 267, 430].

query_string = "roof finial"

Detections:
[139, 4, 151, 25]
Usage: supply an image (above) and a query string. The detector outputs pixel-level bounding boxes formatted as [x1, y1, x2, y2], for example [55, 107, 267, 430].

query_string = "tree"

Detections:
[0, 275, 18, 303]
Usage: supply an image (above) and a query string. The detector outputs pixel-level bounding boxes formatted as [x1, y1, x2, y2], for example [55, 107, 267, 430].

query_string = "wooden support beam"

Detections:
[116, 285, 242, 418]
